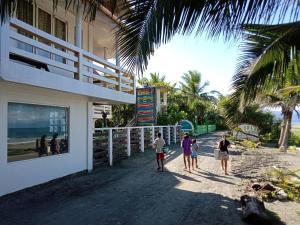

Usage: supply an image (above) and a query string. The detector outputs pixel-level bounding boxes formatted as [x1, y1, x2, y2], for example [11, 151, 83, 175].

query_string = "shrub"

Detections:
[241, 140, 257, 149]
[289, 132, 300, 146]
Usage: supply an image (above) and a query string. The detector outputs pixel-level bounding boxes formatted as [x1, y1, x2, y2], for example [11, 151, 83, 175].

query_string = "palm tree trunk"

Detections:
[278, 112, 287, 147]
[279, 111, 293, 152]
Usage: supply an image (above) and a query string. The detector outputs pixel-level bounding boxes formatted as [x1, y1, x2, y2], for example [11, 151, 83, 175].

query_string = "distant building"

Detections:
[233, 123, 259, 142]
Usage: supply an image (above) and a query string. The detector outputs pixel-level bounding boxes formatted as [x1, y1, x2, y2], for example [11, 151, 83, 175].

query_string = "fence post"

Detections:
[108, 129, 113, 166]
[174, 126, 177, 143]
[127, 128, 131, 157]
[87, 102, 93, 172]
[152, 126, 155, 143]
[168, 126, 171, 145]
[140, 127, 144, 152]
[160, 127, 163, 139]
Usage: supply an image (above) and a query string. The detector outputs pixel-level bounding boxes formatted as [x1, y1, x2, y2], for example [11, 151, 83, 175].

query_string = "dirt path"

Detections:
[0, 132, 251, 225]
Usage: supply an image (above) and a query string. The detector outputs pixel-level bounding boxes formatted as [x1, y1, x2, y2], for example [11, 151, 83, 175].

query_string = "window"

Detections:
[7, 102, 69, 162]
[37, 9, 52, 58]
[54, 18, 67, 63]
[16, 0, 34, 52]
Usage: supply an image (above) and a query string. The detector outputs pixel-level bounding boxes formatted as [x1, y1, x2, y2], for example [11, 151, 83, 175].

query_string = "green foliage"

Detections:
[111, 104, 135, 127]
[266, 167, 300, 202]
[289, 132, 300, 146]
[287, 146, 297, 154]
[241, 140, 257, 149]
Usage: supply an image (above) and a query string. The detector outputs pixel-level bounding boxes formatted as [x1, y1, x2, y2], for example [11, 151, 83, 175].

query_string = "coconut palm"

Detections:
[230, 22, 300, 151]
[138, 72, 174, 88]
[180, 70, 219, 104]
[116, 0, 300, 73]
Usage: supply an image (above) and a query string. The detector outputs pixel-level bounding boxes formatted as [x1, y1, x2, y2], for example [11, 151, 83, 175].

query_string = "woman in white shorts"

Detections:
[218, 135, 230, 175]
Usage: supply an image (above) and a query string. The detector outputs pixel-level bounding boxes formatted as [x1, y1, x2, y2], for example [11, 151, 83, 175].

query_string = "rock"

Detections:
[276, 190, 288, 200]
[262, 183, 277, 191]
[251, 183, 262, 191]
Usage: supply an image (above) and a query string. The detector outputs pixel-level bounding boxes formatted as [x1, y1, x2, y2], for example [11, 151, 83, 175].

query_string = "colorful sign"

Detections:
[136, 88, 156, 125]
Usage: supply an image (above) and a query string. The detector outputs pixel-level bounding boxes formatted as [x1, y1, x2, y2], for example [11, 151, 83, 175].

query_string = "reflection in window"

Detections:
[7, 102, 69, 162]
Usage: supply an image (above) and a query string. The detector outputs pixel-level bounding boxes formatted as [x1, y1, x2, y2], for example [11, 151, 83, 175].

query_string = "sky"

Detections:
[144, 34, 240, 95]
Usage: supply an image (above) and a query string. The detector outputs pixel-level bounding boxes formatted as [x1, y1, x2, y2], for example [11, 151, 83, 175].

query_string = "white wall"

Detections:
[0, 82, 89, 196]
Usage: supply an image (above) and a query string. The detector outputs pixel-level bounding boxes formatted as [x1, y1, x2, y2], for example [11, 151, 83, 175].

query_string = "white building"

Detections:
[0, 0, 135, 196]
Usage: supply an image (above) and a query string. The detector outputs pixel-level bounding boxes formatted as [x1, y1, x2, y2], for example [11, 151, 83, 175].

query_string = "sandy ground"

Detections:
[0, 132, 299, 225]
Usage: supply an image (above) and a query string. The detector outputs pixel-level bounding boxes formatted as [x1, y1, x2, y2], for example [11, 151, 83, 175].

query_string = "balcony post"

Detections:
[0, 21, 10, 75]
[115, 34, 122, 91]
[75, 4, 82, 48]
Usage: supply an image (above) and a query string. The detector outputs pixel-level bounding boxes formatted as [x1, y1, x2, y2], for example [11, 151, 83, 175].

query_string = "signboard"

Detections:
[136, 88, 156, 125]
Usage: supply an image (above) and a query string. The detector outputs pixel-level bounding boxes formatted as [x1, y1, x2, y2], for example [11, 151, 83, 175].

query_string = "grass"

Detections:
[266, 167, 300, 202]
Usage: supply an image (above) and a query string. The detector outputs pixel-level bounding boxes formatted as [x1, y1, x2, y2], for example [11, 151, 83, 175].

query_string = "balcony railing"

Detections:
[5, 18, 135, 95]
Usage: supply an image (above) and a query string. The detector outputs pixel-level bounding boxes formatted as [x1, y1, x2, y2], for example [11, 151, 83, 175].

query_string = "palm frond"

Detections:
[117, 0, 300, 73]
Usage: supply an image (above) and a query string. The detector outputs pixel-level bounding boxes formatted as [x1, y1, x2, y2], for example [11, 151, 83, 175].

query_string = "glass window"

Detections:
[37, 9, 52, 58]
[7, 102, 69, 162]
[54, 18, 66, 63]
[16, 0, 34, 52]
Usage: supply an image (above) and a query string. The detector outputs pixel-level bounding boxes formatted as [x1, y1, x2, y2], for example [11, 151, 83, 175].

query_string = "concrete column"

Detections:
[0, 22, 10, 73]
[140, 128, 144, 152]
[75, 4, 82, 48]
[87, 102, 93, 172]
[109, 129, 113, 166]
[127, 128, 131, 157]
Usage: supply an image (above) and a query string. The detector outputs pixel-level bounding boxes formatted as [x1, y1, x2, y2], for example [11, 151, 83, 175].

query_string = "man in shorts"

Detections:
[153, 132, 165, 172]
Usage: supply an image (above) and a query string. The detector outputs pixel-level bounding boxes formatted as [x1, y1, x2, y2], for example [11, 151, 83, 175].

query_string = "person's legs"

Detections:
[161, 159, 164, 172]
[156, 153, 161, 170]
[192, 157, 194, 170]
[195, 157, 198, 168]
[183, 154, 187, 169]
[187, 156, 191, 173]
[221, 158, 224, 170]
[224, 159, 228, 175]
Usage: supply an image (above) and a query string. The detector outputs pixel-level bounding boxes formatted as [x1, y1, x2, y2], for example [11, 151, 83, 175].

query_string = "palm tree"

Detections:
[116, 0, 300, 73]
[230, 22, 300, 151]
[180, 70, 219, 103]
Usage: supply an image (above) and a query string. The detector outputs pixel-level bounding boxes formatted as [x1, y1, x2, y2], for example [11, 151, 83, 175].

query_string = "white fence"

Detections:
[94, 125, 181, 166]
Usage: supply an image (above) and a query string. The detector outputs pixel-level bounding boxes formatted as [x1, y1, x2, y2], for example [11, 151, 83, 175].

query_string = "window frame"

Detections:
[6, 101, 71, 164]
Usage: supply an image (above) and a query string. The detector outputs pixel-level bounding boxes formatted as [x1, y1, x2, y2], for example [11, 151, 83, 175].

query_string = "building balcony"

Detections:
[0, 19, 136, 104]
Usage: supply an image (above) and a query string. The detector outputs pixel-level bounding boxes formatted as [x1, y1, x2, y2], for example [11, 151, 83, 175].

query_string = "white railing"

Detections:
[6, 18, 135, 94]
[94, 125, 181, 166]
[93, 105, 112, 119]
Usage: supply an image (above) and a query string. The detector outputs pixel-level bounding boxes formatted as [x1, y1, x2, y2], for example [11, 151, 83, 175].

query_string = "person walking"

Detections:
[191, 139, 199, 170]
[153, 132, 165, 172]
[181, 133, 192, 173]
[218, 135, 230, 175]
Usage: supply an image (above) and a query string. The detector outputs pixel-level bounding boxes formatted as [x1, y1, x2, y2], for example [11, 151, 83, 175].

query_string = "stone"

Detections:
[276, 190, 288, 200]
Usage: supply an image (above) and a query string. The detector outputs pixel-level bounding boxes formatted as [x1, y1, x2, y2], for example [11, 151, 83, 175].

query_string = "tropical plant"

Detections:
[230, 22, 300, 151]
[138, 72, 173, 88]
[117, 0, 300, 73]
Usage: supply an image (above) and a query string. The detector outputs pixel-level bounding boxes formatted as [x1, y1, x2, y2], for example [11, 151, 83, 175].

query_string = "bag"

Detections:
[214, 149, 221, 160]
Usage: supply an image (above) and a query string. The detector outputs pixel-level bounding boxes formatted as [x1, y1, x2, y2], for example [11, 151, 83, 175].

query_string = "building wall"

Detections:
[0, 82, 89, 196]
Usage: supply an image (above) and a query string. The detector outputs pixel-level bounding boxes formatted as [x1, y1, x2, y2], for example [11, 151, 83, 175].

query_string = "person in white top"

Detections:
[153, 132, 165, 172]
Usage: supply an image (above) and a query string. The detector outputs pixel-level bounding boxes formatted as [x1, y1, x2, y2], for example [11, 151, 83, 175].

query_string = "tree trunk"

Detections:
[279, 110, 293, 152]
[278, 112, 287, 147]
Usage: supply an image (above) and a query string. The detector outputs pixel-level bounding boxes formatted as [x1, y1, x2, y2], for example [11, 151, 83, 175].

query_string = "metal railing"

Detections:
[93, 125, 181, 166]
